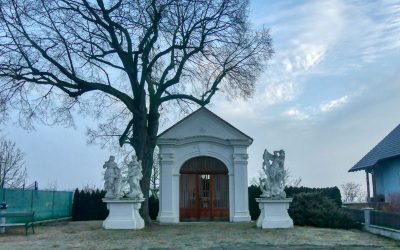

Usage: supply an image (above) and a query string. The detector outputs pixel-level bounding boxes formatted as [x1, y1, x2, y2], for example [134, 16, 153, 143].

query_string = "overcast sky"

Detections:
[2, 0, 400, 191]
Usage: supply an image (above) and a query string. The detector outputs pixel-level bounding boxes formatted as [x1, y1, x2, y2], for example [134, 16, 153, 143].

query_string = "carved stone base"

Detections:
[256, 198, 293, 229]
[102, 198, 145, 230]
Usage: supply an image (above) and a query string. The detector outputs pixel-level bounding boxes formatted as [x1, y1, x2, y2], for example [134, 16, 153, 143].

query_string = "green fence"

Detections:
[0, 189, 73, 222]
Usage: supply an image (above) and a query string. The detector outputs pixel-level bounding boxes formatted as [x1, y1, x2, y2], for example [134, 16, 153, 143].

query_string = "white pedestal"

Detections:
[256, 198, 293, 229]
[102, 198, 145, 230]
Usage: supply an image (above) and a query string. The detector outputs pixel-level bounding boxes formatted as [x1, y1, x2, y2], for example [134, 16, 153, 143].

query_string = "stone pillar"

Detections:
[232, 147, 251, 222]
[228, 173, 235, 222]
[158, 151, 179, 223]
[363, 207, 373, 228]
[366, 171, 370, 202]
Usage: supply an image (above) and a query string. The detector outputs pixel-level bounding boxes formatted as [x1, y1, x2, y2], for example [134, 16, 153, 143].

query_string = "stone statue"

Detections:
[260, 148, 286, 199]
[103, 156, 122, 199]
[127, 154, 144, 199]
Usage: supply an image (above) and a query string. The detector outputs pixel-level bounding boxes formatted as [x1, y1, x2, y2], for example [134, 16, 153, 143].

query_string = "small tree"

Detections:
[0, 137, 27, 189]
[341, 182, 364, 203]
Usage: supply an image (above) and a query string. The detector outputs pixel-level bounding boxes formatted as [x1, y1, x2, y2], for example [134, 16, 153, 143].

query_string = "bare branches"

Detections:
[0, 0, 272, 138]
[0, 0, 273, 222]
[341, 182, 365, 203]
[0, 137, 27, 189]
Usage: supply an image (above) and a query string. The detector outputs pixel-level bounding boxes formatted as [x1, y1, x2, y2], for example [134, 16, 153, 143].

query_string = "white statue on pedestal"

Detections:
[127, 154, 144, 199]
[102, 154, 145, 230]
[260, 149, 286, 199]
[103, 156, 122, 199]
[256, 148, 293, 229]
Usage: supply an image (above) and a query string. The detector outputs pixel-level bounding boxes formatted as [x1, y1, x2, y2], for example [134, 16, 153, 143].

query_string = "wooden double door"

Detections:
[179, 156, 229, 221]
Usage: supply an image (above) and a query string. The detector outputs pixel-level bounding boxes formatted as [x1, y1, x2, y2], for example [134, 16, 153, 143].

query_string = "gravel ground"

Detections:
[0, 221, 399, 249]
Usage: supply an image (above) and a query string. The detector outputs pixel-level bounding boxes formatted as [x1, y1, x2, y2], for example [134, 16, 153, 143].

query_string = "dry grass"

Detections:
[0, 221, 399, 249]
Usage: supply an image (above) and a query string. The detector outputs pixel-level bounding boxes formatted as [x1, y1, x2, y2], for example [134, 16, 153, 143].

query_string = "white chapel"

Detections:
[157, 107, 252, 223]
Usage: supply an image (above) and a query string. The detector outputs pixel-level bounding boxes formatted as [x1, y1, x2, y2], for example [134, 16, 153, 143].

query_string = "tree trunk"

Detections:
[139, 144, 155, 224]
[136, 105, 160, 225]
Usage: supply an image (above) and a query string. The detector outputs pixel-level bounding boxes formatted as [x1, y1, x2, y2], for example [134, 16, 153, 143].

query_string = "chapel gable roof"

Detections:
[349, 124, 400, 172]
[157, 107, 253, 143]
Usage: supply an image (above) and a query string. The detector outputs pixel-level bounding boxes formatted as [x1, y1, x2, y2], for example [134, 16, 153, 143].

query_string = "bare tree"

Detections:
[43, 180, 58, 191]
[341, 182, 364, 203]
[283, 168, 302, 188]
[81, 183, 99, 192]
[0, 137, 27, 189]
[0, 0, 273, 222]
[250, 168, 301, 187]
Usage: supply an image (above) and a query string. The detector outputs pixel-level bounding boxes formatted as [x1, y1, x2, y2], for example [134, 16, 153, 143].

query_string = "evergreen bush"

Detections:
[72, 189, 160, 221]
[72, 189, 108, 221]
[288, 192, 361, 229]
[149, 195, 159, 220]
[285, 186, 342, 207]
[248, 185, 262, 220]
[248, 185, 357, 229]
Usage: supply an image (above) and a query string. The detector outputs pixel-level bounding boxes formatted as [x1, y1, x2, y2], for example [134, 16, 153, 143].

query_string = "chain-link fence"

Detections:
[0, 188, 73, 222]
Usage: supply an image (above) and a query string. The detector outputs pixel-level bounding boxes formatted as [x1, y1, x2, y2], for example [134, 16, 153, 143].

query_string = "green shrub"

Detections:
[288, 192, 361, 229]
[72, 189, 108, 221]
[149, 195, 159, 220]
[248, 185, 262, 220]
[248, 185, 342, 221]
[72, 189, 159, 221]
[285, 186, 342, 207]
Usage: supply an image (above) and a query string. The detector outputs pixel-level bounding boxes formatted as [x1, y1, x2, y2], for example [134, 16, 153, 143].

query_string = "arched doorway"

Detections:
[179, 156, 229, 221]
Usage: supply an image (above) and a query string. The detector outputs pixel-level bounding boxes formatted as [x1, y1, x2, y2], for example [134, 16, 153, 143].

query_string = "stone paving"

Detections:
[0, 221, 399, 249]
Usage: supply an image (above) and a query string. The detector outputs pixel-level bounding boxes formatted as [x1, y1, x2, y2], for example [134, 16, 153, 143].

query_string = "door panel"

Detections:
[179, 174, 196, 220]
[198, 174, 211, 221]
[180, 173, 229, 221]
[212, 174, 229, 220]
[180, 156, 229, 221]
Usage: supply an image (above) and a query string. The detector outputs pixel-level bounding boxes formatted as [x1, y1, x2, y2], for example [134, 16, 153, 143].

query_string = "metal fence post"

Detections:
[0, 215, 4, 233]
[52, 191, 55, 218]
[363, 207, 373, 228]
[0, 189, 6, 233]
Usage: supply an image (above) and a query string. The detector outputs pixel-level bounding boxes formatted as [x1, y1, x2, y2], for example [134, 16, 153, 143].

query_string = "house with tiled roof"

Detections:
[349, 124, 400, 202]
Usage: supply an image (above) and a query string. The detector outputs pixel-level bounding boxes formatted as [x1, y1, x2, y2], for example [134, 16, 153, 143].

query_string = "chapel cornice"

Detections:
[157, 135, 252, 147]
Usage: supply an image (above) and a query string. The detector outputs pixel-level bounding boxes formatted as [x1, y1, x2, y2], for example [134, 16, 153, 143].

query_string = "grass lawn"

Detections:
[0, 221, 399, 249]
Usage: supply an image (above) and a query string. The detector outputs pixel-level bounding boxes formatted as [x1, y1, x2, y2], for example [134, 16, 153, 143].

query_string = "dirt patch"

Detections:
[0, 221, 399, 249]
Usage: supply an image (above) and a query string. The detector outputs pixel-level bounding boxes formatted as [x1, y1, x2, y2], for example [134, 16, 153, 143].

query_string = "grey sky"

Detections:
[2, 0, 400, 190]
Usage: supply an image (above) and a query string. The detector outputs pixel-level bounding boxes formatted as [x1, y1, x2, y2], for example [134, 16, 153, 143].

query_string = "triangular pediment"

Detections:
[158, 107, 252, 142]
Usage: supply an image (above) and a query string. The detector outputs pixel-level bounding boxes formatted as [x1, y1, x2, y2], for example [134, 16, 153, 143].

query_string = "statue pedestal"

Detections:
[102, 198, 145, 230]
[256, 198, 293, 229]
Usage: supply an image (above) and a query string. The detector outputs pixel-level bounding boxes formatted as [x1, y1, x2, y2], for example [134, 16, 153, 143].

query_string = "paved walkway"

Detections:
[0, 221, 399, 249]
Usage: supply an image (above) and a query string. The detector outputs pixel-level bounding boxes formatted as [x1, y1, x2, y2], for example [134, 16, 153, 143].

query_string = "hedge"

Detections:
[73, 185, 348, 229]
[72, 189, 108, 221]
[285, 186, 342, 207]
[248, 185, 262, 220]
[71, 189, 159, 221]
[289, 192, 361, 229]
[148, 195, 159, 220]
[249, 185, 342, 221]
